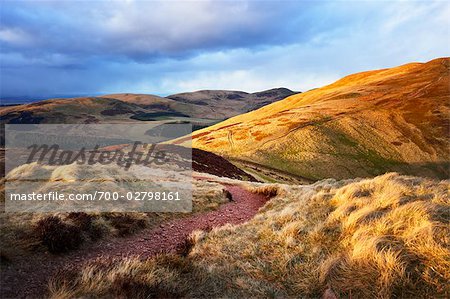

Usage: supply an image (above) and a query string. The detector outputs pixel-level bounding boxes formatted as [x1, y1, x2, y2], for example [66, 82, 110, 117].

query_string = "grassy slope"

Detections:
[191, 58, 450, 180]
[0, 88, 296, 124]
[49, 173, 450, 298]
[0, 163, 230, 257]
[0, 95, 198, 124]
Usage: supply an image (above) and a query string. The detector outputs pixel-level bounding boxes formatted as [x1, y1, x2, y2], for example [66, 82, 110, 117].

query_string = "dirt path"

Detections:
[1, 184, 268, 299]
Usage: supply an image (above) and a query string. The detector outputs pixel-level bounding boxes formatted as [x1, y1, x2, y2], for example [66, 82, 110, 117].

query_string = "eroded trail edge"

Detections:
[1, 183, 269, 298]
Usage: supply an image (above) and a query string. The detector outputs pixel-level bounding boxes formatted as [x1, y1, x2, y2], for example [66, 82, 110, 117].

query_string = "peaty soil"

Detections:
[0, 183, 269, 299]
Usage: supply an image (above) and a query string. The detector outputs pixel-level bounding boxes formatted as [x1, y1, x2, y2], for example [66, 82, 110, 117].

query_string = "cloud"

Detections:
[0, 1, 317, 61]
[0, 0, 449, 97]
[0, 27, 35, 46]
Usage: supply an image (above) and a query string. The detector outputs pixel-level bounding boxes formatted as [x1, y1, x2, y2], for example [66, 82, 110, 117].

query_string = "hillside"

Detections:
[167, 88, 296, 119]
[189, 58, 450, 180]
[48, 173, 450, 298]
[0, 88, 297, 127]
[0, 97, 151, 124]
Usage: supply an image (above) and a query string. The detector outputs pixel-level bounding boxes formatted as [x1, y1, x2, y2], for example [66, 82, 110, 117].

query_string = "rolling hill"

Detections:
[189, 58, 450, 180]
[0, 88, 297, 127]
[167, 88, 296, 119]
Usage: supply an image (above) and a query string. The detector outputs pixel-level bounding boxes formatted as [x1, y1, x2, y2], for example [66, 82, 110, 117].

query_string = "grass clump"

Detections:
[35, 216, 82, 253]
[102, 214, 148, 237]
[48, 255, 194, 299]
[245, 183, 281, 198]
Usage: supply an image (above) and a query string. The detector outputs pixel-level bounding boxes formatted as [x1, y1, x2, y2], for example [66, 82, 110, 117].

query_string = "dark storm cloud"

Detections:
[0, 1, 448, 97]
[0, 1, 323, 62]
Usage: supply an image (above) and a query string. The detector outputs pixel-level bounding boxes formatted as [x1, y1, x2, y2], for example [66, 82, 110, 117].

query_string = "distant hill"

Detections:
[0, 88, 297, 130]
[167, 88, 297, 119]
[189, 58, 450, 180]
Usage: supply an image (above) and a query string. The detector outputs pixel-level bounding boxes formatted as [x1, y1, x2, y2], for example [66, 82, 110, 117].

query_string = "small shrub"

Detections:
[35, 216, 82, 253]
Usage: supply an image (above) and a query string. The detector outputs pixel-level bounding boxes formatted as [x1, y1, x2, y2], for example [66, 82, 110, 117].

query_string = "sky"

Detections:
[0, 0, 449, 98]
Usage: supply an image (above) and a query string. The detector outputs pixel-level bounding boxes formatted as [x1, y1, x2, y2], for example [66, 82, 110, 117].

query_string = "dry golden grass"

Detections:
[244, 183, 281, 198]
[189, 58, 450, 180]
[0, 163, 229, 256]
[48, 173, 450, 298]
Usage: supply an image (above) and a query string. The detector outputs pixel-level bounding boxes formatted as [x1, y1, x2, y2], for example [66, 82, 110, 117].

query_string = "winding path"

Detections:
[1, 183, 269, 298]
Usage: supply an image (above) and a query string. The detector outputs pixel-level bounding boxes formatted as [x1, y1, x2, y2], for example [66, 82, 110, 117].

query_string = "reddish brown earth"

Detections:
[192, 148, 258, 182]
[0, 183, 269, 298]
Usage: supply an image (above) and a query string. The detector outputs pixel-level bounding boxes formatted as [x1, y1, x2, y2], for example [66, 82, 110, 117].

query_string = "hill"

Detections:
[189, 58, 450, 180]
[167, 88, 296, 119]
[0, 88, 297, 128]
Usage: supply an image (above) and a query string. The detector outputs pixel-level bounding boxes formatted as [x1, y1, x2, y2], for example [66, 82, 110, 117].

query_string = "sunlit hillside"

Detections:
[189, 58, 450, 180]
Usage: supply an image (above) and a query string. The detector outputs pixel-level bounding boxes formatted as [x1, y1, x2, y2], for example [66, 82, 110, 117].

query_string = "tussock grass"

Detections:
[49, 173, 450, 298]
[48, 255, 193, 299]
[35, 216, 83, 253]
[244, 183, 282, 198]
